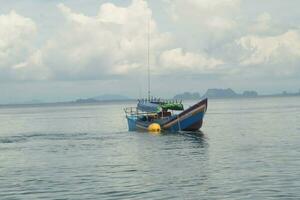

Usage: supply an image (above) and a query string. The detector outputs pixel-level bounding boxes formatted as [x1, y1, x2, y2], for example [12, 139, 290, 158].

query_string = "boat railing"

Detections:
[124, 107, 150, 117]
[124, 107, 171, 120]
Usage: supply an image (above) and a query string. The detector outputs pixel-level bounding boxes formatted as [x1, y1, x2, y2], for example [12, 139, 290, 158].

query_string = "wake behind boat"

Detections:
[124, 98, 207, 132]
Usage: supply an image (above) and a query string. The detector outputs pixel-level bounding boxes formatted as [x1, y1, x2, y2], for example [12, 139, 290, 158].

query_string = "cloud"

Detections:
[9, 0, 225, 81]
[159, 48, 223, 73]
[13, 0, 174, 81]
[165, 0, 240, 31]
[0, 10, 37, 79]
[3, 0, 298, 84]
[162, 0, 243, 55]
[249, 13, 272, 34]
[247, 12, 287, 36]
[237, 30, 300, 65]
[11, 50, 51, 80]
[223, 30, 300, 78]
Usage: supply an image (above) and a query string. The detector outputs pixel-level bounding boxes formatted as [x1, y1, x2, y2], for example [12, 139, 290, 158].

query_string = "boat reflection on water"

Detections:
[140, 129, 208, 150]
[171, 130, 208, 147]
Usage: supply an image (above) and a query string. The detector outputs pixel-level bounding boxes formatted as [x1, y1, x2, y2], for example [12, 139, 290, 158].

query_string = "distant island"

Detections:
[173, 92, 201, 100]
[75, 94, 130, 103]
[1, 89, 300, 107]
[202, 88, 259, 99]
[173, 88, 300, 100]
[0, 94, 132, 107]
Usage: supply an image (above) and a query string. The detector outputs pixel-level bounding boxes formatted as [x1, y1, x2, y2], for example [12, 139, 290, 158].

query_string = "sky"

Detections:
[0, 0, 300, 103]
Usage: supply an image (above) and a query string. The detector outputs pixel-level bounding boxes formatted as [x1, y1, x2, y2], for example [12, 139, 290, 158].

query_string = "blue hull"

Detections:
[127, 115, 137, 131]
[126, 99, 207, 132]
[167, 111, 204, 132]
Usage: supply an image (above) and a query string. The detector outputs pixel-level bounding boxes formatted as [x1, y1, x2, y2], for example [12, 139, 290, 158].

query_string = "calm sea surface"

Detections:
[0, 97, 300, 200]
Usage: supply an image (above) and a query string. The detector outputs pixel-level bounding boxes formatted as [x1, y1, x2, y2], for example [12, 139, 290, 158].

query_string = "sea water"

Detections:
[0, 97, 300, 199]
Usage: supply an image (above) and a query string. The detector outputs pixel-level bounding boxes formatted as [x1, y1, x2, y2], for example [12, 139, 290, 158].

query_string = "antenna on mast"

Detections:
[147, 15, 151, 101]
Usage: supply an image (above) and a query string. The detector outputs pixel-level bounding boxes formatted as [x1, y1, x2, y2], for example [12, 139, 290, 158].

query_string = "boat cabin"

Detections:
[124, 98, 184, 122]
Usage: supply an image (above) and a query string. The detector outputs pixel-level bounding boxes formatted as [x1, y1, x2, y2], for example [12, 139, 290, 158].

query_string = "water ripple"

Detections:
[1, 97, 300, 199]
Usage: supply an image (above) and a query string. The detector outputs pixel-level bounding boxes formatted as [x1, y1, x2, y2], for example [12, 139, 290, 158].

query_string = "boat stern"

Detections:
[126, 115, 137, 131]
[162, 98, 208, 132]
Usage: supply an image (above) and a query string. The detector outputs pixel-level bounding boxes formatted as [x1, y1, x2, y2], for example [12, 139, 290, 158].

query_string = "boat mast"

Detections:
[147, 16, 151, 101]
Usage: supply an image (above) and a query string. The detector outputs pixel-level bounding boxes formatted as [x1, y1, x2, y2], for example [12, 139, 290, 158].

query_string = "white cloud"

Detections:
[15, 0, 173, 80]
[0, 10, 36, 73]
[237, 30, 300, 66]
[206, 17, 236, 31]
[11, 50, 51, 80]
[231, 30, 300, 77]
[159, 48, 223, 72]
[247, 12, 285, 36]
[11, 0, 224, 81]
[250, 13, 272, 34]
[166, 0, 239, 31]
[3, 0, 298, 83]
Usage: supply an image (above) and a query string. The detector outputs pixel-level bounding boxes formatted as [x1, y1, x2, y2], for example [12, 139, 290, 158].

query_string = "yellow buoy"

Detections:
[148, 123, 161, 133]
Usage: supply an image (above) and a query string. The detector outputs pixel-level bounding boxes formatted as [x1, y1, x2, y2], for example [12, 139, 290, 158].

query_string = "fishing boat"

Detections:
[124, 16, 208, 132]
[124, 98, 207, 132]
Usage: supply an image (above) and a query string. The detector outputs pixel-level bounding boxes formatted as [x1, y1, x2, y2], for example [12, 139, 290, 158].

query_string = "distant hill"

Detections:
[173, 92, 201, 100]
[22, 99, 44, 104]
[92, 94, 129, 101]
[242, 91, 258, 97]
[75, 98, 99, 103]
[173, 88, 262, 99]
[202, 88, 238, 99]
[74, 94, 130, 103]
